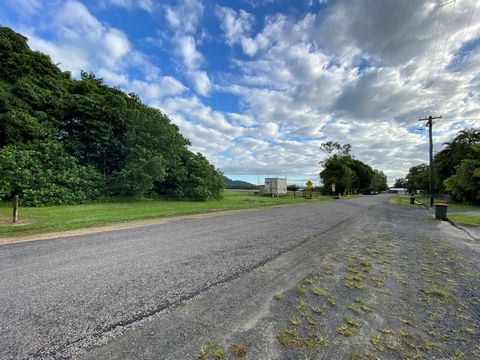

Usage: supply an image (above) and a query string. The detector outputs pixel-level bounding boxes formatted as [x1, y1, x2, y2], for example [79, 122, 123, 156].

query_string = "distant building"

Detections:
[263, 178, 287, 196]
[387, 188, 408, 194]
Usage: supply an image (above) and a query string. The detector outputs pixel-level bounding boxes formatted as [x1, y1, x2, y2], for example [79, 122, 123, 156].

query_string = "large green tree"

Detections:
[406, 164, 429, 193]
[319, 142, 385, 195]
[0, 26, 224, 205]
[370, 169, 388, 192]
[434, 128, 480, 192]
[443, 144, 480, 203]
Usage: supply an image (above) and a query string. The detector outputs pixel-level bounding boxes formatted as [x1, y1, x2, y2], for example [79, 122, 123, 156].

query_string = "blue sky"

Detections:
[1, 0, 479, 186]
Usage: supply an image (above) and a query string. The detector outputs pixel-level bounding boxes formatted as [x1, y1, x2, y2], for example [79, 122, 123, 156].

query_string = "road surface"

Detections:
[1, 195, 478, 359]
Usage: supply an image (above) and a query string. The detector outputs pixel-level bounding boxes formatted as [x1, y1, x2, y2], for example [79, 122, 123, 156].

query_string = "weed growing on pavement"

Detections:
[298, 299, 307, 310]
[198, 340, 226, 360]
[429, 286, 448, 297]
[370, 335, 385, 352]
[312, 286, 326, 296]
[312, 306, 323, 315]
[304, 277, 316, 285]
[344, 317, 361, 328]
[328, 297, 336, 306]
[289, 318, 301, 326]
[274, 293, 285, 300]
[378, 327, 394, 335]
[230, 343, 247, 358]
[278, 329, 304, 348]
[337, 325, 354, 336]
[297, 285, 308, 296]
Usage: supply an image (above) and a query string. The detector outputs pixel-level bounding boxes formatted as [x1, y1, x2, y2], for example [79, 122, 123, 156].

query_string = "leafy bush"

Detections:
[0, 141, 103, 206]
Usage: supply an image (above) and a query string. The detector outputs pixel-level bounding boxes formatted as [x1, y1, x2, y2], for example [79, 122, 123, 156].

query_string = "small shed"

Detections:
[264, 178, 287, 196]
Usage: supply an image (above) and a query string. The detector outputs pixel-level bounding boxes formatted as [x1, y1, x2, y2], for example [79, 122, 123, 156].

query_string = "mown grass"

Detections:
[0, 190, 332, 238]
[388, 195, 480, 212]
[449, 214, 480, 226]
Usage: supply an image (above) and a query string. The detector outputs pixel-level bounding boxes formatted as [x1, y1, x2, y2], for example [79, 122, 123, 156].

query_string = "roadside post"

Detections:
[13, 195, 19, 223]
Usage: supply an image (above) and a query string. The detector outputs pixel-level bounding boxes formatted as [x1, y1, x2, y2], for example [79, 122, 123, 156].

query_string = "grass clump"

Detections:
[370, 335, 385, 352]
[304, 277, 316, 285]
[430, 286, 448, 297]
[297, 285, 308, 296]
[360, 261, 372, 269]
[312, 306, 323, 315]
[289, 318, 301, 326]
[315, 333, 330, 347]
[337, 325, 354, 337]
[274, 293, 285, 300]
[344, 317, 361, 328]
[312, 286, 326, 296]
[230, 343, 247, 358]
[198, 340, 225, 360]
[278, 329, 304, 348]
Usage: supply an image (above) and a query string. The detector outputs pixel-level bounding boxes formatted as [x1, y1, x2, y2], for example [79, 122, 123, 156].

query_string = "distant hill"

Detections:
[223, 176, 258, 190]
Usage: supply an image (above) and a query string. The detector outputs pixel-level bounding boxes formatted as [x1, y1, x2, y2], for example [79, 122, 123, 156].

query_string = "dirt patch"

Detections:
[0, 218, 34, 226]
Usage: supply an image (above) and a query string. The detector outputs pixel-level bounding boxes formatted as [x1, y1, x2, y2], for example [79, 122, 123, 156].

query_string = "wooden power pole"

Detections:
[418, 115, 442, 207]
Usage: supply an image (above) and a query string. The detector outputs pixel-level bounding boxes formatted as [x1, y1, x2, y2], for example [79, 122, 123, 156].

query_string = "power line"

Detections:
[427, 1, 445, 81]
[439, 0, 456, 69]
[465, 0, 478, 35]
[461, 0, 480, 63]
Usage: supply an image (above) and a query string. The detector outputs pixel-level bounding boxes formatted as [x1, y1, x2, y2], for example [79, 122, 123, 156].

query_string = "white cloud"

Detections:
[216, 6, 254, 46]
[211, 0, 480, 183]
[5, 0, 480, 185]
[188, 70, 211, 97]
[164, 0, 212, 96]
[130, 77, 188, 102]
[165, 0, 204, 33]
[175, 35, 204, 69]
[105, 0, 155, 13]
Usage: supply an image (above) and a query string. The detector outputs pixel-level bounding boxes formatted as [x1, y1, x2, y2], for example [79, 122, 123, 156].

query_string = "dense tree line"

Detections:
[319, 142, 387, 195]
[400, 128, 480, 203]
[0, 27, 223, 205]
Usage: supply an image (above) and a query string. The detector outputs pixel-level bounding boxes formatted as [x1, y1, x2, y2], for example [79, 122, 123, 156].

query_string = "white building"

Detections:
[264, 178, 287, 196]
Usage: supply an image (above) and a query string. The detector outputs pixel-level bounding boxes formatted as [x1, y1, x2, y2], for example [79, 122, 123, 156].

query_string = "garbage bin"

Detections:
[410, 195, 415, 205]
[434, 203, 449, 220]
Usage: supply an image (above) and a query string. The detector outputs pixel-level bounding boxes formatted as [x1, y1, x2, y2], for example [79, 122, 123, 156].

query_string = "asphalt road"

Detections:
[1, 195, 385, 359]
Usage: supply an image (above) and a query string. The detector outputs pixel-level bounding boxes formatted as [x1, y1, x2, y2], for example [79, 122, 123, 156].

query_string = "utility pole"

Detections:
[418, 115, 442, 207]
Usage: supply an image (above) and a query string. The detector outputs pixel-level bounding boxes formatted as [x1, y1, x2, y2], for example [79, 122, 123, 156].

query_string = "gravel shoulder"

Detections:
[84, 200, 480, 360]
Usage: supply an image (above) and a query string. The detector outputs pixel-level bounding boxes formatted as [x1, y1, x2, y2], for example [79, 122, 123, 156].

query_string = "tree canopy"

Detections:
[403, 128, 479, 203]
[319, 142, 386, 195]
[0, 27, 224, 205]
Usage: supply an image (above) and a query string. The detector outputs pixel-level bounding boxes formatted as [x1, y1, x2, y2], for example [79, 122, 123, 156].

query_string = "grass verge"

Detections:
[388, 196, 480, 212]
[0, 190, 332, 238]
[448, 214, 480, 226]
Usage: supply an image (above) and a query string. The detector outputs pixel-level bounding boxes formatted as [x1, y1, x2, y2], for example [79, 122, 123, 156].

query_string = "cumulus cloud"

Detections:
[104, 0, 155, 13]
[209, 0, 480, 183]
[5, 0, 480, 184]
[17, 0, 188, 109]
[164, 0, 212, 96]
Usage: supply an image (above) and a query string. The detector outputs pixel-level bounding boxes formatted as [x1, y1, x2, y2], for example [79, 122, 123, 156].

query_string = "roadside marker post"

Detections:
[13, 195, 19, 223]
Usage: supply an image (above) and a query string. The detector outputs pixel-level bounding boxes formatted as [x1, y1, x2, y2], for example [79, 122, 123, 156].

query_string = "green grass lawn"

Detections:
[388, 195, 480, 212]
[448, 214, 480, 226]
[0, 190, 332, 238]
